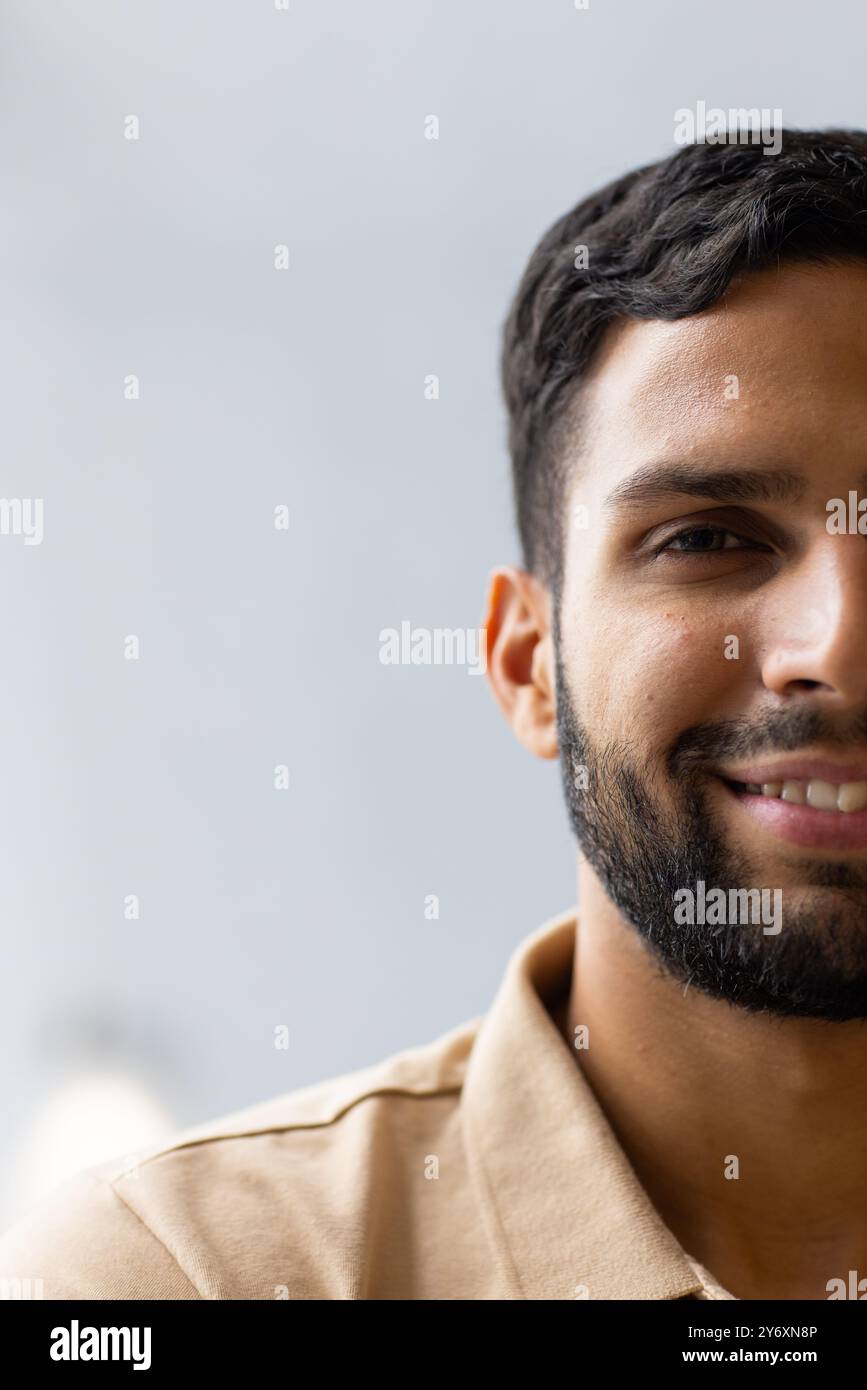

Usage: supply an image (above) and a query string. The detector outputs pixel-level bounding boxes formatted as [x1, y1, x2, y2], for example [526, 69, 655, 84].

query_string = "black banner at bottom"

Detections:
[0, 1293, 859, 1373]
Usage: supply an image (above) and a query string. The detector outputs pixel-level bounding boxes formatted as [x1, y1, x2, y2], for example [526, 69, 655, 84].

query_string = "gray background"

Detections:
[1, 0, 861, 1223]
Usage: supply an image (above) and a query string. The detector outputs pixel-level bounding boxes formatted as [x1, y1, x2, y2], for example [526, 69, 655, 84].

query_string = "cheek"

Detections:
[567, 610, 741, 745]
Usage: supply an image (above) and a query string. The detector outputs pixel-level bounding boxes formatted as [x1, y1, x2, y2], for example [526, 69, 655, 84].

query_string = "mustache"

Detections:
[668, 708, 867, 778]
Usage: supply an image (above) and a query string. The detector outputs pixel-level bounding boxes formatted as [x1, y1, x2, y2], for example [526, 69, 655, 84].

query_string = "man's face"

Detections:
[555, 259, 867, 1019]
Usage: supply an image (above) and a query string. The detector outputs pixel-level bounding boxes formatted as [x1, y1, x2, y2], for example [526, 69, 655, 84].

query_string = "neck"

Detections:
[564, 865, 867, 1300]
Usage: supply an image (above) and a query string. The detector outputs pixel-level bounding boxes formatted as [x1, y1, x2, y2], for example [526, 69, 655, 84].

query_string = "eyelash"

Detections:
[655, 524, 760, 556]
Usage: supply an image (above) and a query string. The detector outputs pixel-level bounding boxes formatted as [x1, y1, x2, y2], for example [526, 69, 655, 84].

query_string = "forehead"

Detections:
[572, 260, 867, 484]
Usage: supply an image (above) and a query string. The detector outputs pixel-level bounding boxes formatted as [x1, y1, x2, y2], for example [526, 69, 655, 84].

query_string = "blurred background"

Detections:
[0, 0, 861, 1225]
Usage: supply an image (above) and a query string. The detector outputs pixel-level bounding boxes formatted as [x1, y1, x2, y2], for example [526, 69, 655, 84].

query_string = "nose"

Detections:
[760, 534, 867, 706]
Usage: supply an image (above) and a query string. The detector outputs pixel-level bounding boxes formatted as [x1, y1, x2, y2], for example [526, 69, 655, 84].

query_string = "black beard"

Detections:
[554, 657, 867, 1021]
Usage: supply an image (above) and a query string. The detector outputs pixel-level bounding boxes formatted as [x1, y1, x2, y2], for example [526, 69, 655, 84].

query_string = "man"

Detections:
[4, 127, 867, 1301]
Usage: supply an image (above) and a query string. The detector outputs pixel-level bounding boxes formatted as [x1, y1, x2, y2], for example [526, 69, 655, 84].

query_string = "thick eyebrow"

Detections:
[603, 463, 808, 512]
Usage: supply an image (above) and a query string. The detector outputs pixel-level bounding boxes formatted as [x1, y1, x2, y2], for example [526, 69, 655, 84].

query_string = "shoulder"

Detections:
[0, 1016, 478, 1300]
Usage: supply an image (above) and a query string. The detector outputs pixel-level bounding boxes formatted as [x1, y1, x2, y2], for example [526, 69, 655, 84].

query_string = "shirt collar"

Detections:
[461, 907, 707, 1300]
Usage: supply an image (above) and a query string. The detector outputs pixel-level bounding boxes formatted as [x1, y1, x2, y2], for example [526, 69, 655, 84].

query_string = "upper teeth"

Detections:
[743, 779, 867, 812]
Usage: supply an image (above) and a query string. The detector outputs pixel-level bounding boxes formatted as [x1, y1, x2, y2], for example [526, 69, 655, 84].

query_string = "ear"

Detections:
[482, 566, 558, 759]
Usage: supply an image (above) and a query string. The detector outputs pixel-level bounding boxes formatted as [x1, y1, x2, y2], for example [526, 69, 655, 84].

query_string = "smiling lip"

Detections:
[719, 759, 867, 785]
[718, 777, 867, 849]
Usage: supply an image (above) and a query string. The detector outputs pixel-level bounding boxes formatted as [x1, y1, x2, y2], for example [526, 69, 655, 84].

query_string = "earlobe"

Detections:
[483, 566, 559, 760]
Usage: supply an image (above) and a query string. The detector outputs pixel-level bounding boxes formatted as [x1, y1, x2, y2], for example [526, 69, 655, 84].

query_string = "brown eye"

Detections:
[662, 526, 746, 553]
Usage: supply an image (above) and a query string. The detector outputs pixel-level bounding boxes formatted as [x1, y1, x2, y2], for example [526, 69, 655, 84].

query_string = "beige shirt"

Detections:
[0, 907, 734, 1300]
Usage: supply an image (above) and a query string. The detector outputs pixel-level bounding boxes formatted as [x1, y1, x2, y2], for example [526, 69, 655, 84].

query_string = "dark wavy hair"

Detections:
[501, 129, 867, 588]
